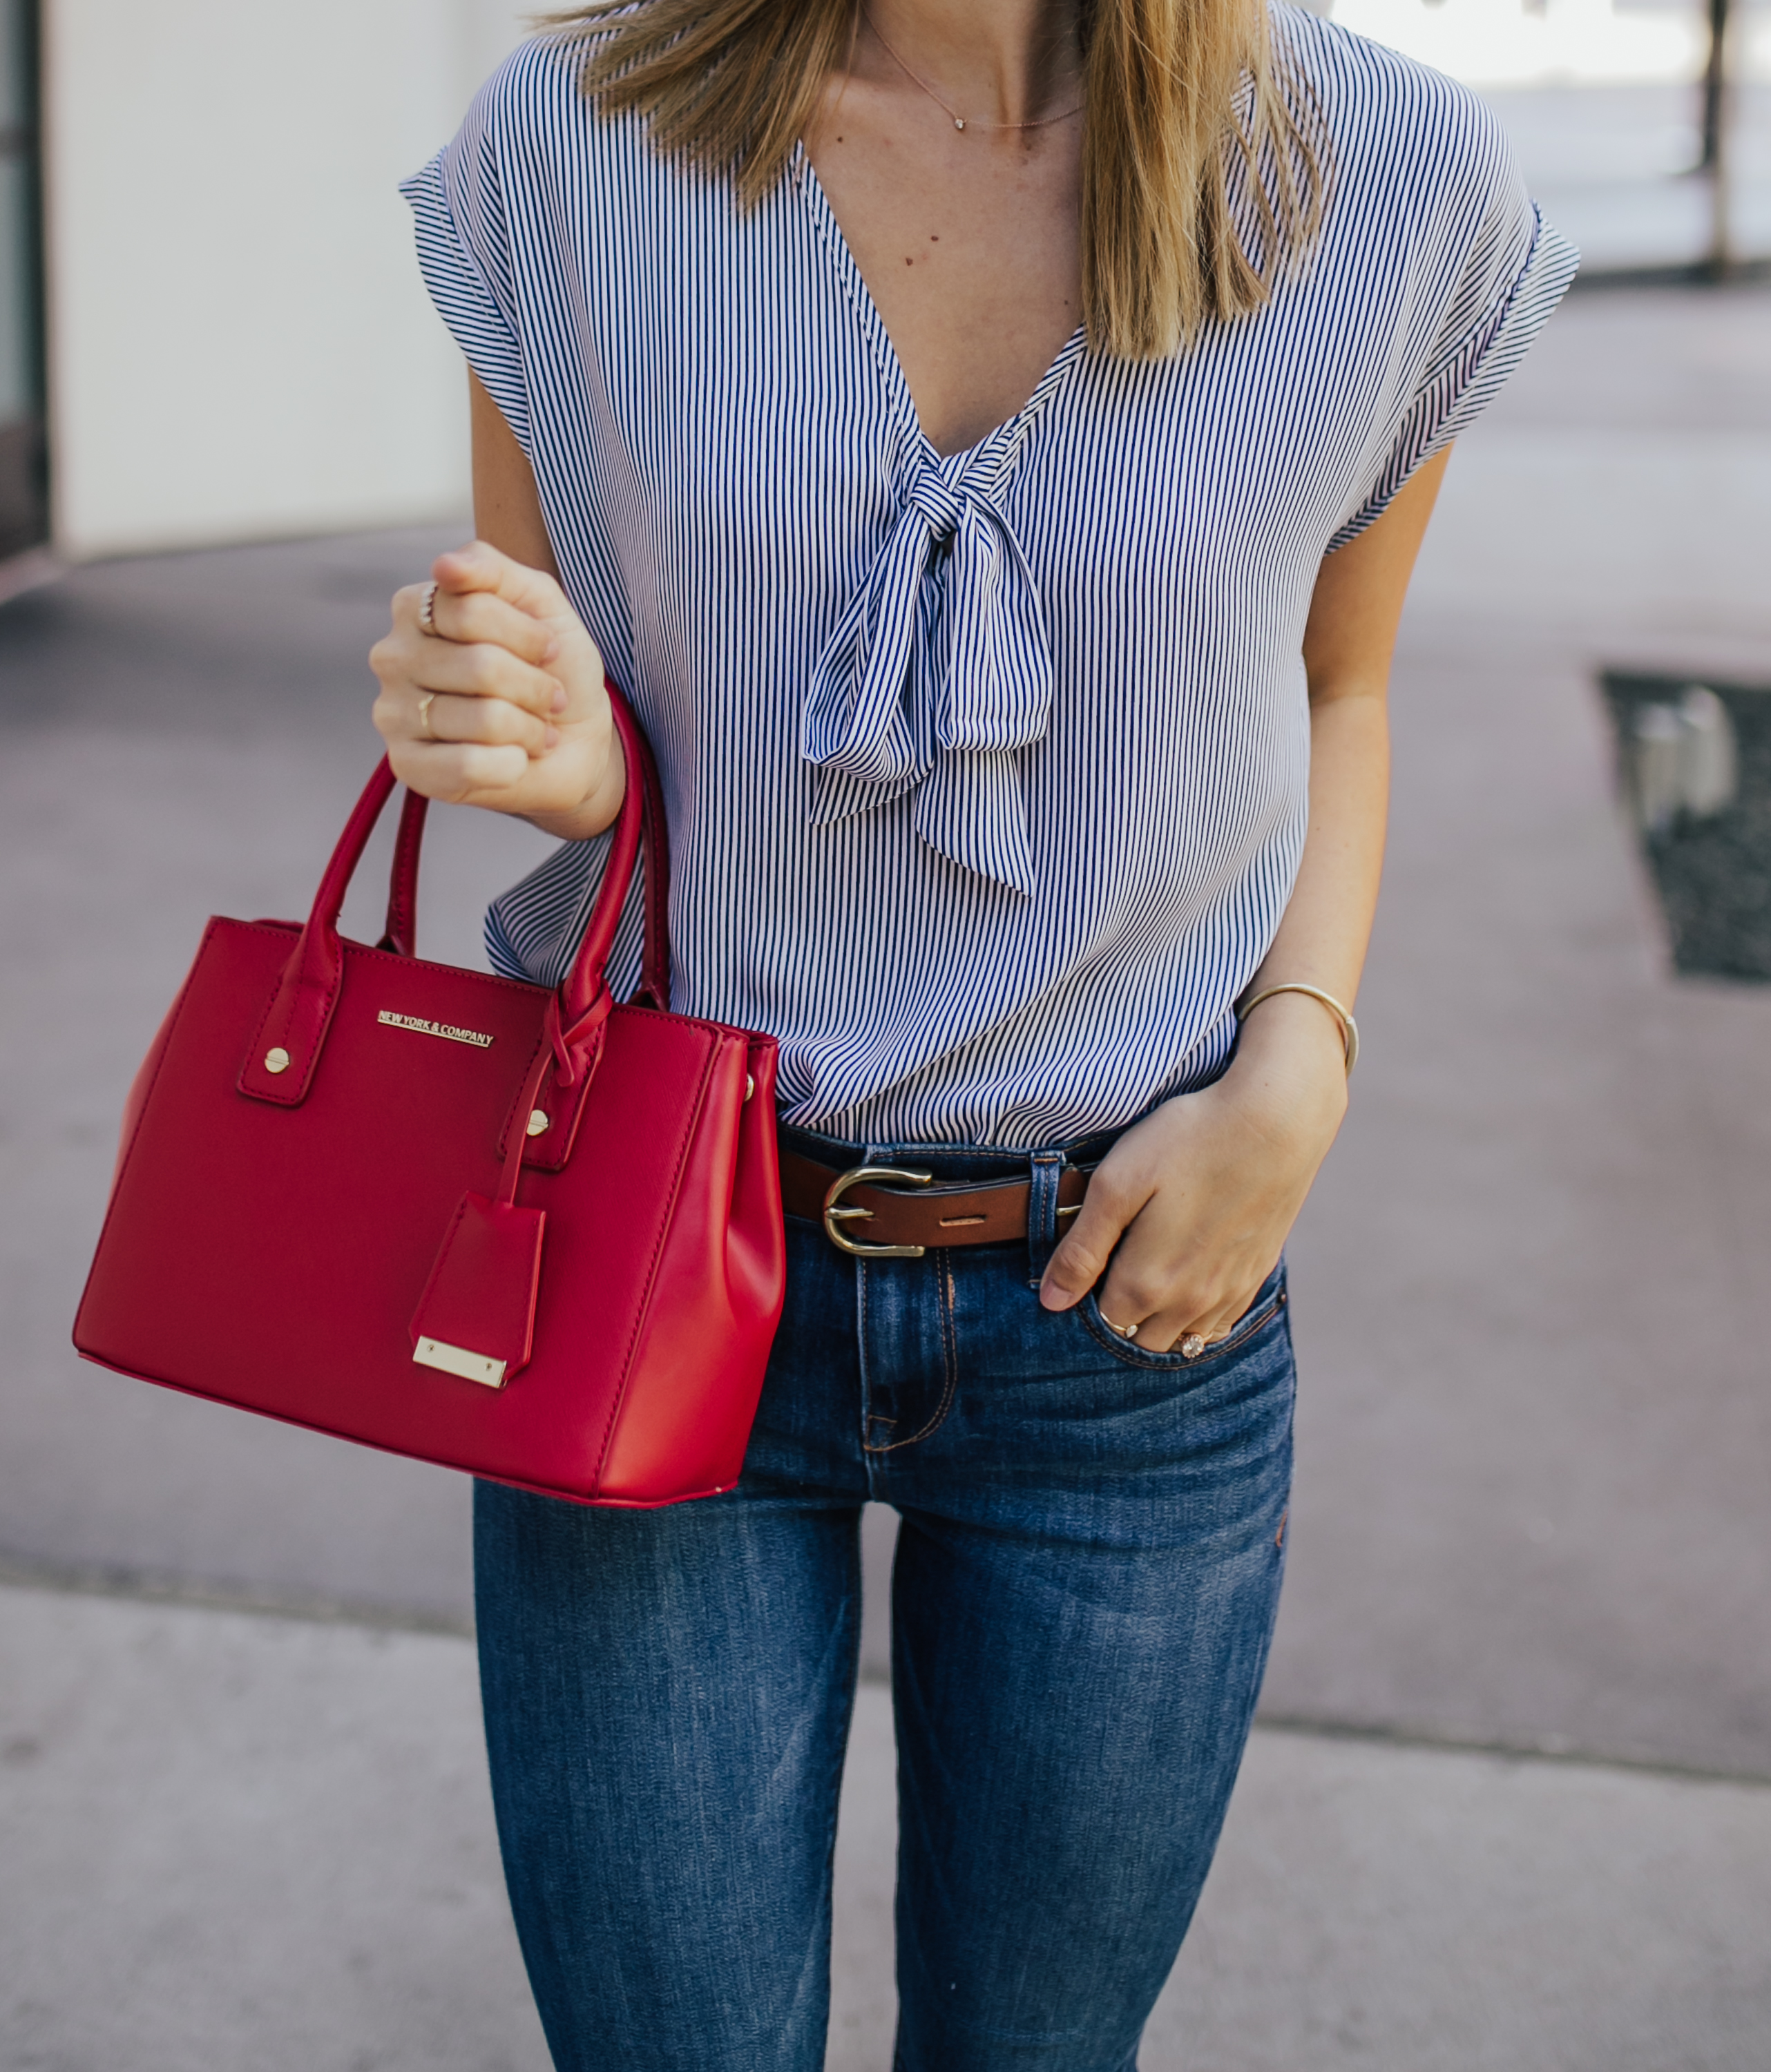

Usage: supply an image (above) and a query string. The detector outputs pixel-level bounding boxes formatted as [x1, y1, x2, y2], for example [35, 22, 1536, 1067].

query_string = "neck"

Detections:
[862, 0, 1084, 129]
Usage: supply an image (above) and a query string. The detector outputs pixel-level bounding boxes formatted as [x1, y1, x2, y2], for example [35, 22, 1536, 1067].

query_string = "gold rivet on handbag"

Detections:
[526, 1109, 551, 1137]
[264, 1047, 290, 1074]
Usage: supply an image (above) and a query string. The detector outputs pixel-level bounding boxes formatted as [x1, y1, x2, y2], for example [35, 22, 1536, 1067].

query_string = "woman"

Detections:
[371, 1, 1574, 2063]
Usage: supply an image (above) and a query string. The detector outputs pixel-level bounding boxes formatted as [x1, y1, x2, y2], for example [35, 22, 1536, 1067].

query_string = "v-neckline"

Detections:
[792, 143, 1087, 479]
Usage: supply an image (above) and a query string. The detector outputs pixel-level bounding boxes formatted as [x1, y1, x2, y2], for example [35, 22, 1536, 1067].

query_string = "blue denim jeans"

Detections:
[475, 1126, 1295, 2072]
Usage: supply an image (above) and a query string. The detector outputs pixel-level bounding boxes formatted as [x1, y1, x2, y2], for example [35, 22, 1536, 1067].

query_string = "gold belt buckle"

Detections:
[822, 1164, 935, 1258]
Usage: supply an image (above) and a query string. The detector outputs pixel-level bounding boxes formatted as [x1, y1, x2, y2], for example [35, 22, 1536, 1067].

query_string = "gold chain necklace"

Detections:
[863, 10, 1084, 135]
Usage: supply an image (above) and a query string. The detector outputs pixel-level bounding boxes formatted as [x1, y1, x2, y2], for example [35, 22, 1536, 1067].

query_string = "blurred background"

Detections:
[1, 0, 1768, 568]
[2, 3, 1769, 2069]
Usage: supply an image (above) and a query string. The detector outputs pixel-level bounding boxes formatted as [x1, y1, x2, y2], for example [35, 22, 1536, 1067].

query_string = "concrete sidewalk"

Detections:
[4, 1582, 1768, 2072]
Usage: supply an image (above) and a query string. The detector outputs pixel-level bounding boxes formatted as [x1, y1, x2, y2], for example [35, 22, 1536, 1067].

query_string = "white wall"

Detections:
[1326, 0, 1771, 90]
[44, 0, 530, 559]
[1327, 0, 1706, 89]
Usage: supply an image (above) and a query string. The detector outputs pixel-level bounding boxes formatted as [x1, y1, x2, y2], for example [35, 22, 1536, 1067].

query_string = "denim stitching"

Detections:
[863, 1255, 959, 1453]
[1079, 1283, 1287, 1371]
[856, 1258, 877, 1463]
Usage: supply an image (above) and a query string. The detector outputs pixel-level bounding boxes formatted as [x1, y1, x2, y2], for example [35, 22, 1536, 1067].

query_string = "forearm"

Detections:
[1234, 686, 1388, 1076]
[1232, 448, 1448, 1083]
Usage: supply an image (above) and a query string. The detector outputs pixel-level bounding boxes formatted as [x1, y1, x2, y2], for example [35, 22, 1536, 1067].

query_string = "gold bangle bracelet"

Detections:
[1238, 984, 1359, 1075]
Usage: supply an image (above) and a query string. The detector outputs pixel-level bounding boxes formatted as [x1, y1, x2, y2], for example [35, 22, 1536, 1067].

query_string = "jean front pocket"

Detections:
[1078, 1269, 1288, 1372]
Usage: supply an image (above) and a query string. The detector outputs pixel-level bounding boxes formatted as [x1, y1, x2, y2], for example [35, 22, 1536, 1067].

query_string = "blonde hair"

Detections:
[546, 0, 1325, 358]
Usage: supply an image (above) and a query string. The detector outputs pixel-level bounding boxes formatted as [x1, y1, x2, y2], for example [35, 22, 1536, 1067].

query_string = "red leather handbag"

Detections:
[73, 685, 785, 1506]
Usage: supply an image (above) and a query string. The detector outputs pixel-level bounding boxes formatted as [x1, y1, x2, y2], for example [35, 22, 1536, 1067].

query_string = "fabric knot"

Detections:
[801, 457, 1053, 896]
[906, 465, 966, 542]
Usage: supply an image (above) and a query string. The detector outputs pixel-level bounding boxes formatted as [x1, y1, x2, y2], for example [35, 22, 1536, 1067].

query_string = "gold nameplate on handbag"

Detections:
[413, 1336, 508, 1388]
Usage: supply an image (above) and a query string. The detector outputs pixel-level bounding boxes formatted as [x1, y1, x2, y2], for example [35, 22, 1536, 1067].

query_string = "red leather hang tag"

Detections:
[408, 1193, 546, 1390]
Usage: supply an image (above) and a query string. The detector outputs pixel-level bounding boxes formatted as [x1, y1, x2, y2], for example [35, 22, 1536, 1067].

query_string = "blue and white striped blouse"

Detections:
[403, 5, 1576, 1149]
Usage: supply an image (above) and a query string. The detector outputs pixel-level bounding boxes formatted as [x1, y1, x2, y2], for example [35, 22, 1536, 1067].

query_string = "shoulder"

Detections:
[456, 30, 597, 162]
[1274, 2, 1520, 225]
[439, 25, 678, 247]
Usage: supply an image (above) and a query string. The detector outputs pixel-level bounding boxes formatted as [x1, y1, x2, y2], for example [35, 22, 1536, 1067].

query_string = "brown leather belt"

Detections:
[780, 1148, 1093, 1258]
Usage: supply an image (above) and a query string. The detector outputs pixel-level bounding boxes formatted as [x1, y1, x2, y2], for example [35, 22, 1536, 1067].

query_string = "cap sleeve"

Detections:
[1329, 123, 1580, 551]
[401, 72, 534, 459]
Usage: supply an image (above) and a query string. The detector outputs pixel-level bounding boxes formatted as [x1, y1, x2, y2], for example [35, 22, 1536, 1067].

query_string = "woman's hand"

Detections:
[1037, 993, 1350, 1350]
[370, 539, 626, 841]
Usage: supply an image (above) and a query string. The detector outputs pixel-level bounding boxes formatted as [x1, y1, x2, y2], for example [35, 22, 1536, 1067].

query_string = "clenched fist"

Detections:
[370, 539, 625, 841]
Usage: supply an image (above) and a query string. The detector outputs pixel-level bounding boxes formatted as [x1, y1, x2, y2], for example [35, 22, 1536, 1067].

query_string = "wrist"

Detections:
[523, 729, 628, 842]
[1239, 980, 1357, 1074]
[1223, 993, 1349, 1135]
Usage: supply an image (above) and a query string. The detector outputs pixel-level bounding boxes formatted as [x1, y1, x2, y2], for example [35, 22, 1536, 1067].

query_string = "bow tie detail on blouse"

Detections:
[802, 454, 1052, 896]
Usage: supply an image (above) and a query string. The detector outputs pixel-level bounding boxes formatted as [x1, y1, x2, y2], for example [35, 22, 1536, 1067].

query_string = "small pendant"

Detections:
[954, 117, 965, 131]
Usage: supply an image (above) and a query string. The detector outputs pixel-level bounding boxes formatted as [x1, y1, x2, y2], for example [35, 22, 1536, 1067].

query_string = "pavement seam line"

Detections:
[0, 1554, 474, 1640]
[1252, 1710, 1771, 1794]
[6, 1558, 1769, 1794]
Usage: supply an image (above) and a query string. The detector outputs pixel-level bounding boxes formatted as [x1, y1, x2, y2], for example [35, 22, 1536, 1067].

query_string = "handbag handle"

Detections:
[377, 787, 430, 959]
[240, 680, 669, 1107]
[377, 688, 669, 1007]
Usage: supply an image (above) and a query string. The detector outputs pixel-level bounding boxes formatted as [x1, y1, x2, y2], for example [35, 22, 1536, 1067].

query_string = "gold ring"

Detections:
[419, 579, 439, 637]
[416, 691, 436, 740]
[1104, 1313, 1139, 1341]
[1180, 1332, 1207, 1360]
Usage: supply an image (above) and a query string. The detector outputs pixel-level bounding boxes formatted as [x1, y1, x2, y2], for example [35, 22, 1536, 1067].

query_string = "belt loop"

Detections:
[1026, 1150, 1064, 1289]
